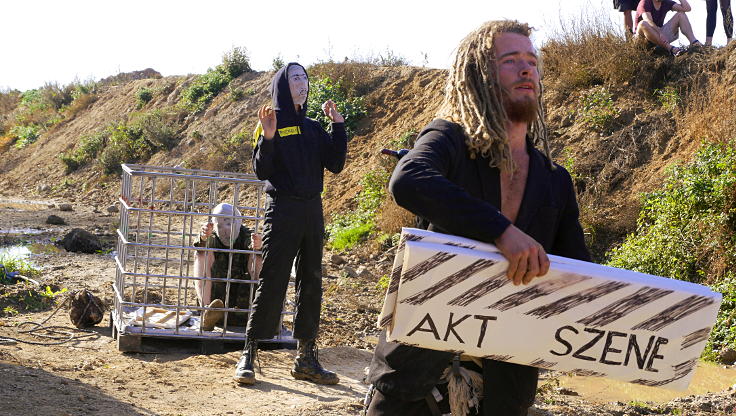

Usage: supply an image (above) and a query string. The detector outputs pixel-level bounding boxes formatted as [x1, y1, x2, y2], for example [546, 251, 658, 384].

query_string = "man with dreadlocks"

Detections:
[366, 20, 590, 415]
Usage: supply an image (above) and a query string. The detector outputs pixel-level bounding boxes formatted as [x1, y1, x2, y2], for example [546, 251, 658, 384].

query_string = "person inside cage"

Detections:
[193, 202, 262, 331]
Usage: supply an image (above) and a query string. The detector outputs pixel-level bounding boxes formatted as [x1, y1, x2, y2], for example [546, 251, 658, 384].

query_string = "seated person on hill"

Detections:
[635, 0, 701, 55]
[194, 203, 262, 331]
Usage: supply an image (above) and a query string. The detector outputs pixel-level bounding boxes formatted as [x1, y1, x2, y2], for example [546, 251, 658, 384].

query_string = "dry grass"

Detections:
[0, 136, 14, 153]
[63, 93, 97, 120]
[308, 61, 377, 96]
[542, 11, 653, 99]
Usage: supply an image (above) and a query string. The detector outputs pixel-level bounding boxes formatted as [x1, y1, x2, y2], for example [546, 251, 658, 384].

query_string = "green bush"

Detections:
[135, 110, 178, 149]
[272, 55, 285, 71]
[136, 87, 154, 108]
[654, 86, 680, 112]
[327, 169, 389, 251]
[577, 86, 618, 132]
[220, 46, 252, 79]
[59, 130, 108, 173]
[306, 76, 366, 138]
[10, 124, 41, 148]
[607, 140, 736, 358]
[702, 273, 736, 361]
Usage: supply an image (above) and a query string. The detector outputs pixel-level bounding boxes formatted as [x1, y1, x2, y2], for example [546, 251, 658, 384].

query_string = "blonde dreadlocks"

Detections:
[437, 20, 553, 171]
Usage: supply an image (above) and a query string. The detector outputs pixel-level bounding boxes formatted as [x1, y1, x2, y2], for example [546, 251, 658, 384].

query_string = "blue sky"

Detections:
[0, 0, 726, 91]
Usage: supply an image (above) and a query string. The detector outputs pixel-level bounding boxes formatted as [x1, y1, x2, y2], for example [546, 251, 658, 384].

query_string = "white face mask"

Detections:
[212, 203, 242, 246]
[287, 66, 308, 107]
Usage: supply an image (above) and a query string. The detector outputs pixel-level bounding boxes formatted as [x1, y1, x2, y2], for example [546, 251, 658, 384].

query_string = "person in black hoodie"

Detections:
[366, 21, 590, 415]
[233, 63, 346, 386]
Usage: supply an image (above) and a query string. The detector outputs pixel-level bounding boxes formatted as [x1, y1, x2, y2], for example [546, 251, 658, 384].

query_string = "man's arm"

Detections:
[641, 11, 658, 27]
[319, 100, 347, 174]
[252, 105, 278, 180]
[319, 122, 347, 174]
[671, 0, 691, 12]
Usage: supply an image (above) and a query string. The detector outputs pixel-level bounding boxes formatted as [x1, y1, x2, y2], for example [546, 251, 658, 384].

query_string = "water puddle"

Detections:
[0, 245, 31, 259]
[0, 199, 52, 211]
[0, 228, 46, 235]
[558, 361, 736, 403]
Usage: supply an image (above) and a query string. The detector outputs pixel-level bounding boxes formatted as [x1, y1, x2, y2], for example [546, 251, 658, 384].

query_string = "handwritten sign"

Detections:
[379, 228, 722, 390]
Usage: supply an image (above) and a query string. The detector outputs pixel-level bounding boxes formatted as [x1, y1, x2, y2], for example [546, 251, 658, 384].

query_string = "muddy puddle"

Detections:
[0, 198, 53, 211]
[558, 361, 736, 403]
[0, 228, 46, 235]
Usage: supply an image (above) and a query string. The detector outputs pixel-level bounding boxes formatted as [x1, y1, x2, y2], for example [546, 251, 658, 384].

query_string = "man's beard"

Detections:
[502, 88, 539, 124]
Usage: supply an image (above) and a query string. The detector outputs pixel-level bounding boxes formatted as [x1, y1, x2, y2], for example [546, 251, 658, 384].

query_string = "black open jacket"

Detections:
[252, 63, 347, 200]
[368, 119, 591, 400]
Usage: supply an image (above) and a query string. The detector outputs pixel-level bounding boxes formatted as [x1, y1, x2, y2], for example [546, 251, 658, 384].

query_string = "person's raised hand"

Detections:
[251, 233, 263, 251]
[494, 225, 550, 286]
[258, 105, 277, 140]
[200, 222, 214, 242]
[322, 100, 345, 123]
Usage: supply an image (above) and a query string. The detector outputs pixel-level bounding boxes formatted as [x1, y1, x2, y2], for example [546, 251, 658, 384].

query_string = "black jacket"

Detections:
[368, 119, 591, 400]
[252, 63, 347, 200]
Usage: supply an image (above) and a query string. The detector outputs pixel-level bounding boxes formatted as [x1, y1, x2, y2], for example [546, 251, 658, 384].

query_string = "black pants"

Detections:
[245, 195, 324, 341]
[706, 0, 733, 38]
[367, 360, 537, 416]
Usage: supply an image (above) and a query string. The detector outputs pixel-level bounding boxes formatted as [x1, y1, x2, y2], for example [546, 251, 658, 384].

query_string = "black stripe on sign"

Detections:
[400, 252, 457, 284]
[525, 281, 630, 319]
[448, 271, 508, 307]
[632, 295, 716, 331]
[379, 313, 393, 328]
[401, 259, 497, 305]
[529, 358, 557, 369]
[629, 358, 697, 387]
[571, 369, 607, 378]
[488, 274, 591, 312]
[387, 234, 424, 295]
[681, 327, 712, 350]
[577, 287, 674, 327]
[483, 354, 514, 362]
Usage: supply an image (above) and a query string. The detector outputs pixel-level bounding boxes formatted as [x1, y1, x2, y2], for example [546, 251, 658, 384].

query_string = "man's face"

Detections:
[494, 32, 540, 123]
[287, 65, 308, 107]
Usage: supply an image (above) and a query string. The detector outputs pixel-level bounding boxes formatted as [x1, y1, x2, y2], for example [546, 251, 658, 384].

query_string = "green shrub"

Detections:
[327, 169, 389, 251]
[136, 87, 154, 108]
[220, 46, 252, 79]
[134, 109, 178, 149]
[98, 123, 150, 174]
[654, 86, 680, 112]
[10, 124, 41, 148]
[59, 130, 108, 172]
[702, 273, 736, 361]
[606, 140, 736, 358]
[229, 85, 244, 101]
[306, 76, 366, 138]
[180, 69, 231, 112]
[272, 55, 285, 71]
[577, 86, 618, 132]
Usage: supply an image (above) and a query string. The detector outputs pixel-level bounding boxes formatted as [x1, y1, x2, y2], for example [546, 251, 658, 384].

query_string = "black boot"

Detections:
[291, 339, 339, 385]
[233, 339, 257, 385]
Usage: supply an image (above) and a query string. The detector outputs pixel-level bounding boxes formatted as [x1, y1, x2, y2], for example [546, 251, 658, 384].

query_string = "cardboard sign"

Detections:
[379, 228, 722, 391]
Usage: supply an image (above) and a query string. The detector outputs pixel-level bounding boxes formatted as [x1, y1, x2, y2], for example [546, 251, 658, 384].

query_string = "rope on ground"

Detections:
[0, 294, 100, 346]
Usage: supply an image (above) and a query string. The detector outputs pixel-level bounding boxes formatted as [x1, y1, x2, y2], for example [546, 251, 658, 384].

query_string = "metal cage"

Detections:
[111, 164, 294, 349]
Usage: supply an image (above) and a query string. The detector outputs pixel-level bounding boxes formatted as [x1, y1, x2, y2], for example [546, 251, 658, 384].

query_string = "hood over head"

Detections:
[272, 62, 309, 126]
[211, 203, 242, 246]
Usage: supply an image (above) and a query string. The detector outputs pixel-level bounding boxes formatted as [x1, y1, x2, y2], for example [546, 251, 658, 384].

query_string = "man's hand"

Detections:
[251, 233, 263, 251]
[259, 105, 277, 140]
[322, 100, 345, 123]
[200, 222, 214, 242]
[494, 225, 550, 286]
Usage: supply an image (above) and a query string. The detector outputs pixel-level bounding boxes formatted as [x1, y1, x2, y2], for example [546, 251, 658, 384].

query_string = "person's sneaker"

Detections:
[233, 340, 257, 385]
[291, 339, 339, 385]
[201, 299, 224, 331]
